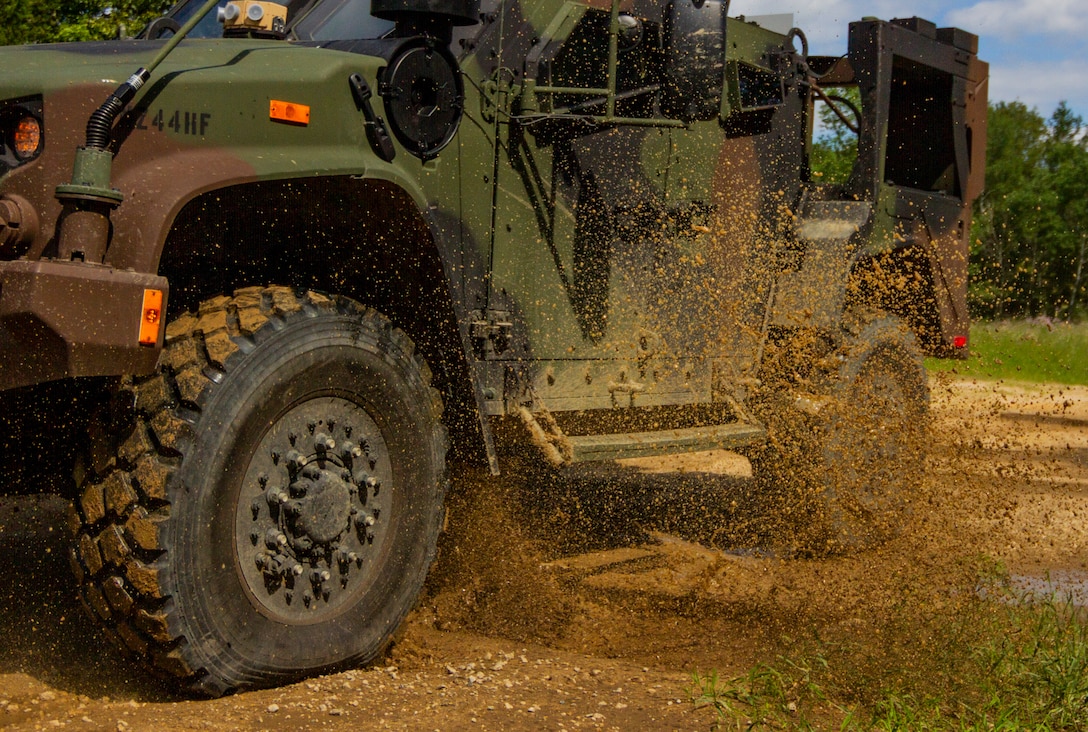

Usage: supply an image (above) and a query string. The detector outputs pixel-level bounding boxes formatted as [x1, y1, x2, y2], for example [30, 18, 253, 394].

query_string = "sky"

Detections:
[729, 0, 1088, 124]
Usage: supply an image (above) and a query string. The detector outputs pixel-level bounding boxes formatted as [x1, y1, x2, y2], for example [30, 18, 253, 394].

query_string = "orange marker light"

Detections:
[269, 100, 310, 125]
[139, 289, 164, 346]
[13, 116, 42, 159]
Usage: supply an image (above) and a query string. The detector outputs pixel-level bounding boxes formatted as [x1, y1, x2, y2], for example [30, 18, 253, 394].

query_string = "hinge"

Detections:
[470, 317, 513, 357]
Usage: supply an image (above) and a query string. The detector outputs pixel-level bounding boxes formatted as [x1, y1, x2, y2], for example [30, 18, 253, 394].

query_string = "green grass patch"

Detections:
[689, 572, 1088, 731]
[926, 320, 1088, 385]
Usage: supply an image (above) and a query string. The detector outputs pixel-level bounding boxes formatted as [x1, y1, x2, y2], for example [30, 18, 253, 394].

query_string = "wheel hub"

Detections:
[236, 396, 391, 622]
[286, 464, 353, 547]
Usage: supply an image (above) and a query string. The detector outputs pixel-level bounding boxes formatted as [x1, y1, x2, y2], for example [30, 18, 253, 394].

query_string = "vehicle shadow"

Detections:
[0, 494, 171, 699]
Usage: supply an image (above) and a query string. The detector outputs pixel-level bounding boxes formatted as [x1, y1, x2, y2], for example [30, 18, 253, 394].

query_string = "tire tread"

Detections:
[72, 286, 445, 695]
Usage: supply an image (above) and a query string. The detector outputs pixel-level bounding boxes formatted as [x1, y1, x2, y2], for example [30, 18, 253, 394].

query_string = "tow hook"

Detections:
[0, 194, 38, 255]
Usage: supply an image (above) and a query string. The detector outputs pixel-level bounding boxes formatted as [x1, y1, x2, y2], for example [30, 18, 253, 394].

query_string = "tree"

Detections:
[0, 0, 171, 45]
[971, 101, 1088, 319]
[1044, 103, 1088, 316]
[809, 86, 860, 187]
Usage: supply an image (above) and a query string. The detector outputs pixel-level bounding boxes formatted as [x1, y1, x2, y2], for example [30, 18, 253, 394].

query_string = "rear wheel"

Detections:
[751, 317, 928, 554]
[70, 286, 446, 695]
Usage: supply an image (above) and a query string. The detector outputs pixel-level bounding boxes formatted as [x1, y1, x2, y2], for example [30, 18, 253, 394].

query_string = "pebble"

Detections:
[266, 704, 280, 713]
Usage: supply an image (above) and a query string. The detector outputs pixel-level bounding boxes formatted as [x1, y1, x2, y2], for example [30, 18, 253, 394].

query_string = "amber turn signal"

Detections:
[12, 116, 42, 160]
[139, 289, 164, 346]
[269, 100, 310, 125]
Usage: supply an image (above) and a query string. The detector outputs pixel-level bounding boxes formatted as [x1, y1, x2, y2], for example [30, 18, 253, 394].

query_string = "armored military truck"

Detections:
[0, 0, 987, 694]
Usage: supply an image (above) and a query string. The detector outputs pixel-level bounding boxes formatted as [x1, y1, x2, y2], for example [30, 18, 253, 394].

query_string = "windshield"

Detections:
[160, 0, 395, 40]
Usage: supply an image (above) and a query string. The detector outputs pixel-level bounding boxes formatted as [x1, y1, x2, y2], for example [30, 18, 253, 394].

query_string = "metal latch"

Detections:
[470, 318, 513, 355]
[348, 73, 396, 162]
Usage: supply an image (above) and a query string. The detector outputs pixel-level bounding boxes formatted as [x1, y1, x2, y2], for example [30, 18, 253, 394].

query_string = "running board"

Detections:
[565, 423, 766, 463]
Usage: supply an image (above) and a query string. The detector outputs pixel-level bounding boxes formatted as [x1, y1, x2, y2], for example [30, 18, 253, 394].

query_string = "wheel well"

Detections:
[157, 176, 486, 464]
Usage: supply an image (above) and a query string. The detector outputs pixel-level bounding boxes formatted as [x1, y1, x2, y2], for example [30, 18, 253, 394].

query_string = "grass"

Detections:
[926, 320, 1088, 385]
[689, 565, 1088, 730]
[688, 320, 1088, 728]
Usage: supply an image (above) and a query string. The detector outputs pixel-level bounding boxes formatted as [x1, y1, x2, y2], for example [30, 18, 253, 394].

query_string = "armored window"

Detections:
[883, 56, 958, 196]
[541, 9, 663, 120]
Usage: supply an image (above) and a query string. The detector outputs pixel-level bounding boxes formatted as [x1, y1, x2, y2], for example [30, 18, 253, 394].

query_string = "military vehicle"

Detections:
[0, 0, 987, 694]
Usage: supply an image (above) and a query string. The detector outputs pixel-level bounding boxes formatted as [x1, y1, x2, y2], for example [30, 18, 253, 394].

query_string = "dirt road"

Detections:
[1, 376, 1085, 730]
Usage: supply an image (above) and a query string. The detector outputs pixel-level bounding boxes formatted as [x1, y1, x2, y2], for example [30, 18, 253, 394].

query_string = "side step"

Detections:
[565, 423, 766, 463]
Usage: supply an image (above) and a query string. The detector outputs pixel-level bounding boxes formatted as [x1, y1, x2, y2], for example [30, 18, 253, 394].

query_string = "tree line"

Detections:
[0, 0, 167, 44]
[972, 102, 1087, 320]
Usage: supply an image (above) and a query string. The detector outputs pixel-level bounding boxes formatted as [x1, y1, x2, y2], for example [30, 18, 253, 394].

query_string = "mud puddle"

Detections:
[1007, 571, 1088, 606]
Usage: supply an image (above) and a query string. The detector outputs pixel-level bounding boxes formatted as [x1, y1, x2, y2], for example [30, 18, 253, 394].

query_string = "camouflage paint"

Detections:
[1, 2, 985, 445]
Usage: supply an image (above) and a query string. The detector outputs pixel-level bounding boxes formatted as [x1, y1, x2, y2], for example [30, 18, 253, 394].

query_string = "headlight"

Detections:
[1, 97, 45, 173]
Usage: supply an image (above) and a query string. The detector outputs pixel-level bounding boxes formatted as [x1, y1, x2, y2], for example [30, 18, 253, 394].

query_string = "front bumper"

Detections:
[0, 258, 167, 390]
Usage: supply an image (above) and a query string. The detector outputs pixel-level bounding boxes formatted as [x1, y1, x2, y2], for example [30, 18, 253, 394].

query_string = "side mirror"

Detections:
[661, 0, 725, 122]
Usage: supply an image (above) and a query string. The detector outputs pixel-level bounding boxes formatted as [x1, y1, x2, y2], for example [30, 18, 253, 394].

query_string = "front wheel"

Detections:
[71, 287, 447, 695]
[751, 317, 928, 554]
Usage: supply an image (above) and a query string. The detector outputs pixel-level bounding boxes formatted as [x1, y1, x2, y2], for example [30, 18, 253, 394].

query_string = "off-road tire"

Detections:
[69, 286, 447, 695]
[751, 316, 928, 554]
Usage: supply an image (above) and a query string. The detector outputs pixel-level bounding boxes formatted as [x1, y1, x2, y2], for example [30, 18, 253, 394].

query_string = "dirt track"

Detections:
[1, 375, 1086, 730]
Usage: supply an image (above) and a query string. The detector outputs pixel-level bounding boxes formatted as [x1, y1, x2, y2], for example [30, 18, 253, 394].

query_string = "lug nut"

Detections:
[337, 549, 359, 571]
[262, 553, 290, 577]
[265, 529, 288, 549]
[314, 432, 335, 454]
[250, 530, 260, 546]
[341, 441, 363, 461]
[286, 450, 304, 471]
[310, 569, 331, 585]
[291, 563, 304, 577]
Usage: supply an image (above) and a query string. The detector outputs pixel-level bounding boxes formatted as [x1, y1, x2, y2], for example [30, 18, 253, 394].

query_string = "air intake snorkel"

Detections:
[53, 0, 222, 263]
